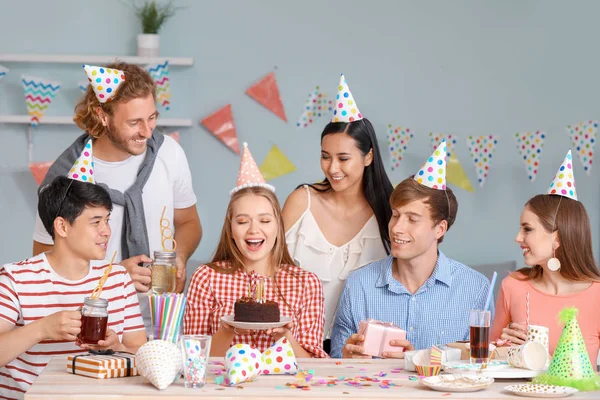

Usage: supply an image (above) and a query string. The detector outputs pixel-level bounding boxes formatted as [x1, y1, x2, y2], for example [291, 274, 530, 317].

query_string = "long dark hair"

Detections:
[300, 118, 393, 253]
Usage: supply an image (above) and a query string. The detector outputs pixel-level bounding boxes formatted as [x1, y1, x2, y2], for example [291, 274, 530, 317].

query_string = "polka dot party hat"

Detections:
[534, 308, 600, 391]
[546, 150, 577, 201]
[230, 142, 275, 196]
[331, 74, 363, 123]
[224, 343, 263, 386]
[136, 340, 183, 390]
[83, 64, 126, 103]
[414, 141, 447, 190]
[66, 139, 94, 183]
[262, 337, 298, 375]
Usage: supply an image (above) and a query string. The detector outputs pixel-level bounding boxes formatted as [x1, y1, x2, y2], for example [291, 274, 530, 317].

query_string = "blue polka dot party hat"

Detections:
[414, 140, 447, 190]
[331, 74, 363, 123]
[83, 64, 126, 103]
[66, 139, 95, 184]
[533, 308, 600, 391]
[546, 150, 577, 201]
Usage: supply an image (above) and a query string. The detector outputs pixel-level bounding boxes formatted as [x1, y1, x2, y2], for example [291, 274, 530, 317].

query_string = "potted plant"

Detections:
[133, 0, 178, 57]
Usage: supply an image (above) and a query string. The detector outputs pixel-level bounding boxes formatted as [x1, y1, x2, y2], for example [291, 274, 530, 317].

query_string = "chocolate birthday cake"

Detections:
[234, 297, 280, 322]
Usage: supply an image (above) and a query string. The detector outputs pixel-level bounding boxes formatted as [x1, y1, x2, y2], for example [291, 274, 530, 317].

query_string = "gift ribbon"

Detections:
[72, 350, 135, 377]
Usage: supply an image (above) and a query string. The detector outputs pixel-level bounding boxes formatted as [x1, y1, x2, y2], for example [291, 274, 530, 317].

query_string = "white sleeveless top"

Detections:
[285, 186, 387, 338]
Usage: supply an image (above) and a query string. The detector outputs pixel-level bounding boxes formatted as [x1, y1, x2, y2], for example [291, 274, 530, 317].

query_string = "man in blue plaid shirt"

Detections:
[330, 173, 493, 358]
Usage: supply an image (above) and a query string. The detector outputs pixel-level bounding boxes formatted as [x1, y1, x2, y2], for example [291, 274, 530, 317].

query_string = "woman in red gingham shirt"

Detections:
[184, 149, 327, 358]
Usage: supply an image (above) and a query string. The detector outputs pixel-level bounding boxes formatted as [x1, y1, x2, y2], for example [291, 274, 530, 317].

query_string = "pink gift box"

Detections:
[358, 319, 407, 357]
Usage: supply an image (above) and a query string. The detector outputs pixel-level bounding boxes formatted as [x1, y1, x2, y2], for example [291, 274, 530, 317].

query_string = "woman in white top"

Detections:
[282, 75, 393, 353]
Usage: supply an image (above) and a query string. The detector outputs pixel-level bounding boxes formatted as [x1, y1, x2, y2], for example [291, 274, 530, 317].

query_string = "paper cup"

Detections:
[413, 349, 441, 376]
[526, 325, 549, 353]
[507, 341, 547, 370]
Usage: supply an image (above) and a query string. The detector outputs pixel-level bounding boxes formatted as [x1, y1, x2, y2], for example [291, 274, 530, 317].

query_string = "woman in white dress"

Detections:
[282, 75, 393, 353]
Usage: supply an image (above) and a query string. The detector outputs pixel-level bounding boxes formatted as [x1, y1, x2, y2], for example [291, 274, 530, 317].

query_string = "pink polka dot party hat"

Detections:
[331, 74, 363, 123]
[546, 150, 577, 201]
[67, 139, 95, 184]
[83, 64, 126, 103]
[230, 142, 275, 196]
[414, 140, 447, 190]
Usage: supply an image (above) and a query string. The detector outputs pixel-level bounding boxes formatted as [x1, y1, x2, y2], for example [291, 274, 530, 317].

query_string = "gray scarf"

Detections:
[40, 131, 165, 259]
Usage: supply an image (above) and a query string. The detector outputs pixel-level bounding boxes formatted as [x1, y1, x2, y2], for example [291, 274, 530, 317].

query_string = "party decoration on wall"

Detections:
[147, 61, 171, 111]
[166, 131, 179, 143]
[466, 135, 498, 187]
[201, 104, 240, 154]
[429, 133, 458, 158]
[67, 140, 95, 183]
[514, 131, 546, 182]
[246, 72, 287, 122]
[296, 86, 332, 128]
[414, 141, 446, 190]
[0, 65, 8, 81]
[78, 80, 89, 94]
[29, 161, 52, 185]
[533, 308, 600, 391]
[331, 74, 362, 123]
[448, 153, 475, 193]
[83, 64, 125, 103]
[259, 144, 296, 181]
[566, 120, 597, 176]
[547, 150, 577, 201]
[388, 125, 414, 170]
[21, 75, 61, 126]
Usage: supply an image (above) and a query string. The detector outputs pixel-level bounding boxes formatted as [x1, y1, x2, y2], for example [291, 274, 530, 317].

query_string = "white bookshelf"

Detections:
[0, 53, 193, 66]
[0, 115, 192, 127]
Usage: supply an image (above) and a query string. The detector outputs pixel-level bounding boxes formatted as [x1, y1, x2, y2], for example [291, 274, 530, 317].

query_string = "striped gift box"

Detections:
[67, 352, 138, 379]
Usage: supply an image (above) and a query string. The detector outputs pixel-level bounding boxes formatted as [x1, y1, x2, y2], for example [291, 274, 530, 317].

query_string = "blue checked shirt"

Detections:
[330, 252, 494, 358]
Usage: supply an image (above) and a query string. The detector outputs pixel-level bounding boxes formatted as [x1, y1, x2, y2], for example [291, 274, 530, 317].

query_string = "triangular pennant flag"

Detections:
[566, 121, 597, 176]
[0, 65, 8, 81]
[331, 74, 362, 123]
[534, 308, 600, 391]
[388, 125, 414, 170]
[259, 144, 297, 181]
[77, 80, 89, 94]
[296, 86, 332, 128]
[201, 104, 240, 154]
[29, 161, 53, 185]
[547, 150, 577, 201]
[246, 72, 287, 122]
[21, 75, 61, 126]
[146, 61, 171, 111]
[167, 131, 180, 143]
[429, 133, 458, 158]
[466, 135, 498, 187]
[83, 64, 125, 103]
[447, 153, 475, 193]
[514, 131, 546, 182]
[67, 140, 95, 183]
[231, 143, 275, 195]
[414, 141, 446, 190]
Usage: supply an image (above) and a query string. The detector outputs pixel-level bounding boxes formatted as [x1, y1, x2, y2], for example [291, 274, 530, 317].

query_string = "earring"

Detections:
[548, 247, 561, 272]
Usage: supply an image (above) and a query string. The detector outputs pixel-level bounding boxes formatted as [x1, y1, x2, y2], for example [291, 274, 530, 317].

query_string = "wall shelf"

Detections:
[0, 115, 192, 127]
[0, 53, 193, 66]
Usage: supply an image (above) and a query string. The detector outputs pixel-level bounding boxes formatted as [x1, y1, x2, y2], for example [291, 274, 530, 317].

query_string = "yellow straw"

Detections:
[91, 251, 117, 300]
[160, 206, 177, 252]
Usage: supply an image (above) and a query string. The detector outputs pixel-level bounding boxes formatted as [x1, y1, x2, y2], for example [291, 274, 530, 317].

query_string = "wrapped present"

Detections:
[67, 351, 138, 379]
[358, 319, 406, 357]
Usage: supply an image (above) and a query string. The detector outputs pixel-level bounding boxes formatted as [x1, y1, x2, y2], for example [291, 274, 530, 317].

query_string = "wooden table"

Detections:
[25, 357, 597, 399]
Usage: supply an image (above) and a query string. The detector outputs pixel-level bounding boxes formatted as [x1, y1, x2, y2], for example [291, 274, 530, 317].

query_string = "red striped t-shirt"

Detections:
[0, 253, 144, 399]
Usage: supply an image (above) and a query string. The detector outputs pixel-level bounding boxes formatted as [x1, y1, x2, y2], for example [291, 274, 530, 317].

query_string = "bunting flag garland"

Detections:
[21, 75, 61, 126]
[388, 125, 414, 170]
[566, 121, 597, 176]
[167, 131, 180, 143]
[0, 65, 8, 81]
[146, 61, 171, 111]
[429, 133, 474, 192]
[29, 161, 53, 185]
[201, 104, 240, 154]
[78, 80, 89, 94]
[246, 72, 287, 122]
[259, 145, 296, 181]
[466, 135, 498, 187]
[429, 133, 458, 157]
[296, 86, 332, 128]
[514, 131, 546, 182]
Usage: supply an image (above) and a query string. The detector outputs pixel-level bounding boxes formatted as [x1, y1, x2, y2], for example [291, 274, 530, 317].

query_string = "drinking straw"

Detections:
[90, 251, 117, 299]
[526, 291, 530, 327]
[482, 271, 498, 323]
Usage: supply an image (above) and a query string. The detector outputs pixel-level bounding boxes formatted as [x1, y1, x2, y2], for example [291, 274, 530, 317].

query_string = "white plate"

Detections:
[443, 360, 545, 379]
[221, 315, 292, 330]
[504, 384, 578, 398]
[420, 374, 494, 392]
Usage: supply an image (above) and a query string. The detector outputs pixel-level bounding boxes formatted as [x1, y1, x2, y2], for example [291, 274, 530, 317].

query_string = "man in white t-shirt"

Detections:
[32, 62, 202, 326]
[1, 176, 146, 399]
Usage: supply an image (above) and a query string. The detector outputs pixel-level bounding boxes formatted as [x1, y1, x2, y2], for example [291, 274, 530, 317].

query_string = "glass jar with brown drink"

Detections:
[78, 297, 109, 345]
[151, 251, 177, 293]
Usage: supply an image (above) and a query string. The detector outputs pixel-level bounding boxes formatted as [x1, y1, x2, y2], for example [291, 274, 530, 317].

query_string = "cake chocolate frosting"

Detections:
[234, 297, 280, 322]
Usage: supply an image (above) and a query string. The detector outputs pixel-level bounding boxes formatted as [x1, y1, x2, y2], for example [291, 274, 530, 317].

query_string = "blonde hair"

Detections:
[73, 62, 156, 138]
[209, 186, 294, 273]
